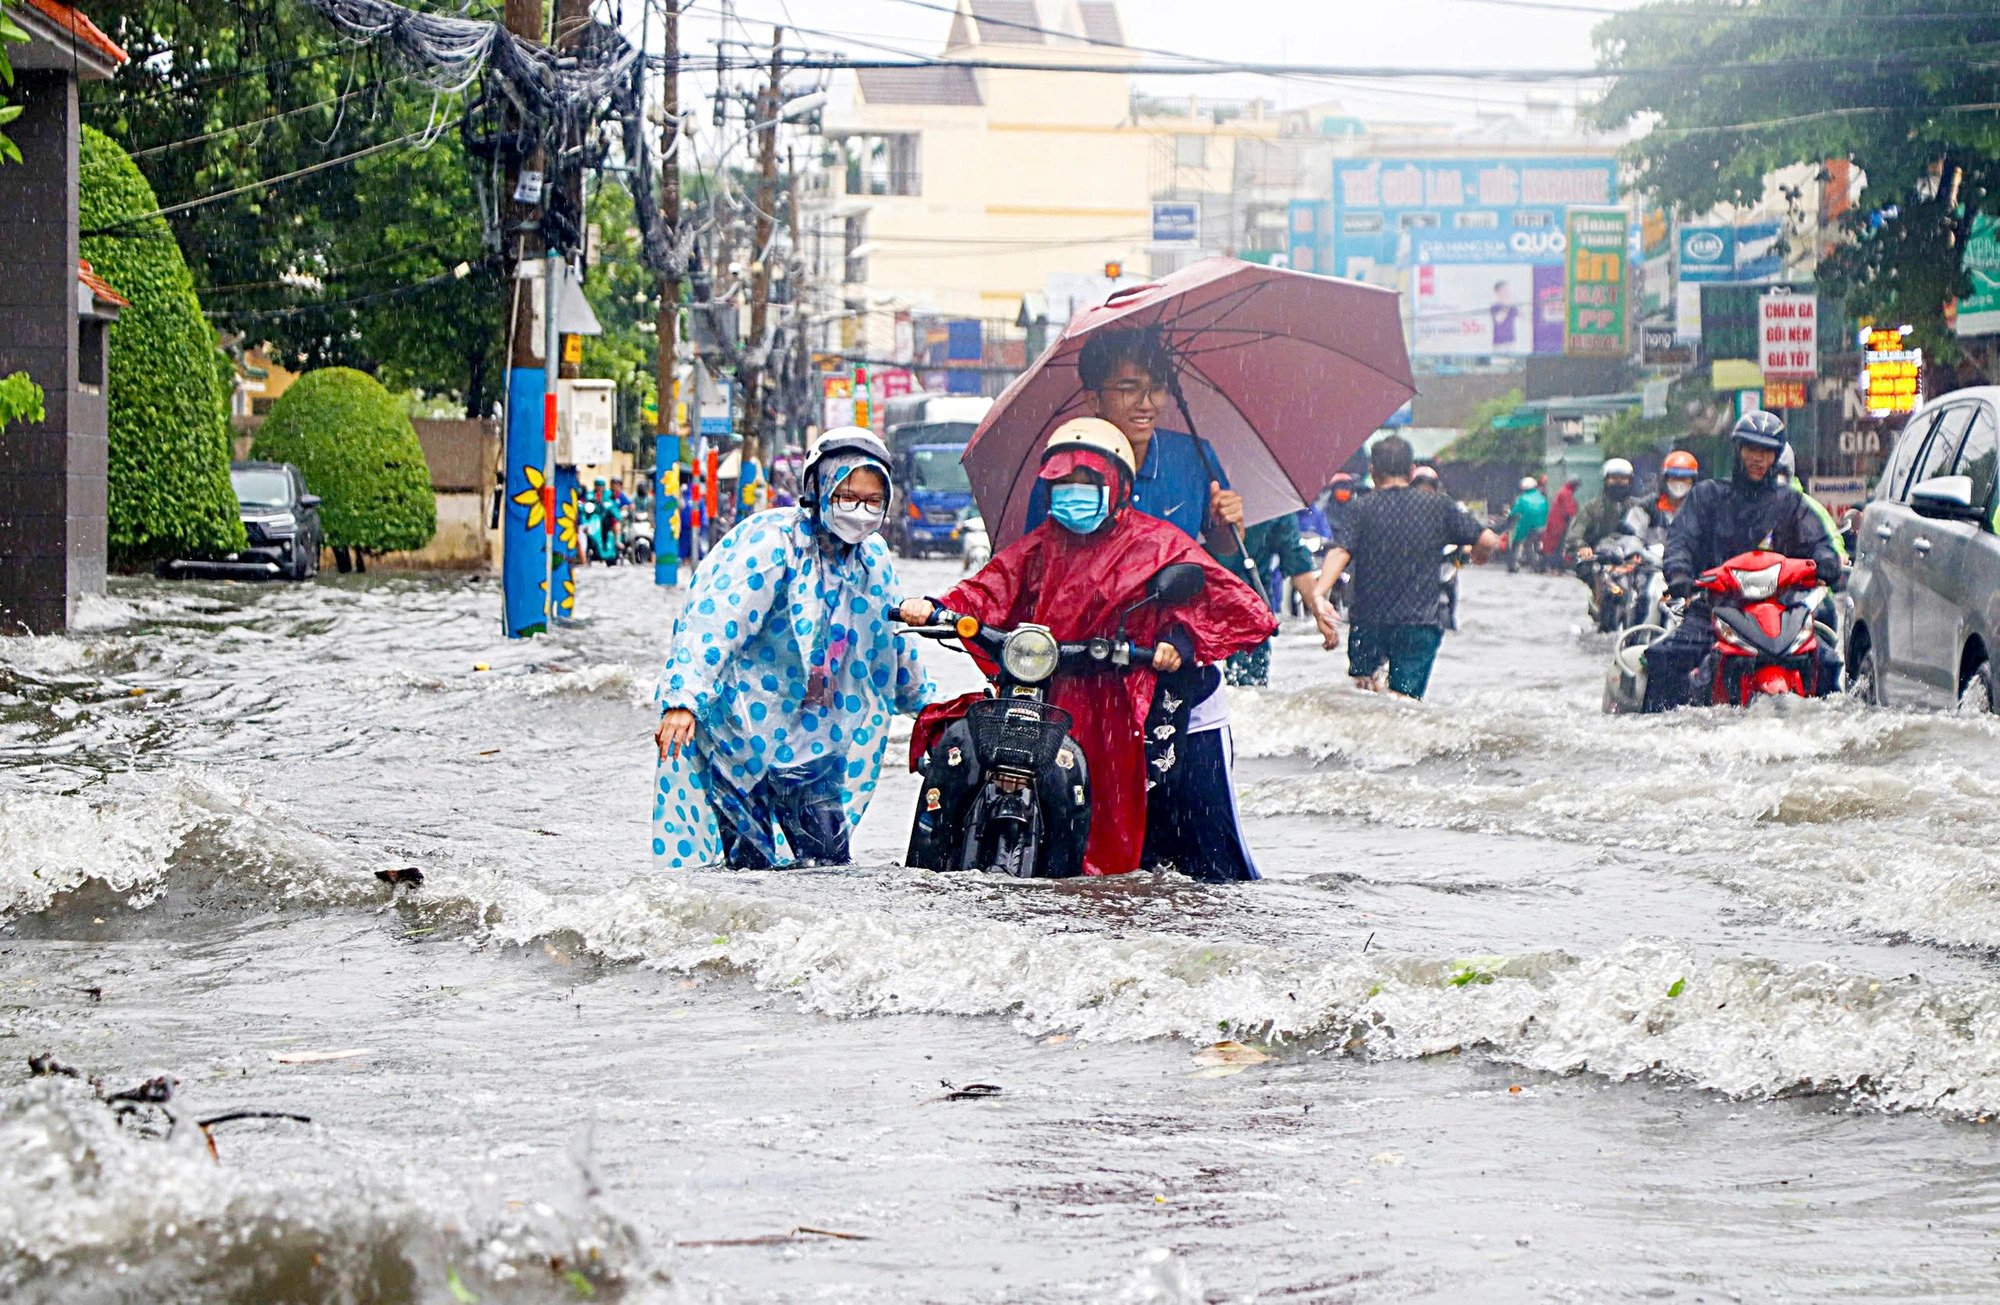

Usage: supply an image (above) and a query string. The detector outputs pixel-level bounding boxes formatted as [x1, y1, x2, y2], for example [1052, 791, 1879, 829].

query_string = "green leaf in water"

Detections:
[446, 1267, 479, 1303]
[711, 936, 728, 945]
[563, 1270, 596, 1297]
[1667, 978, 1685, 999]
[1447, 967, 1495, 988]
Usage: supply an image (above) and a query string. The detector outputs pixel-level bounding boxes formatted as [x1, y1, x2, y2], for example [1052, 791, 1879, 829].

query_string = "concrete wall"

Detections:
[0, 71, 104, 634]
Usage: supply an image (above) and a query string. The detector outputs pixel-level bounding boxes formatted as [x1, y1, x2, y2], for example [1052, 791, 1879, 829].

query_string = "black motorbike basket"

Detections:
[965, 697, 1072, 773]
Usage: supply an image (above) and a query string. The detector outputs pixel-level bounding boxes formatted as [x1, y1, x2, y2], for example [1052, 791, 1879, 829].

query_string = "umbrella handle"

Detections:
[1225, 520, 1271, 607]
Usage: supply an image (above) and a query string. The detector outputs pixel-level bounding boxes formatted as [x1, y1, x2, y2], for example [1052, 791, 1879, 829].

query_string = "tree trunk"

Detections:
[333, 546, 353, 574]
[466, 345, 487, 421]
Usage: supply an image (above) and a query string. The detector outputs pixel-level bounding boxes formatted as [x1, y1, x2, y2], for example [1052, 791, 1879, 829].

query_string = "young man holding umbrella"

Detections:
[1020, 330, 1277, 878]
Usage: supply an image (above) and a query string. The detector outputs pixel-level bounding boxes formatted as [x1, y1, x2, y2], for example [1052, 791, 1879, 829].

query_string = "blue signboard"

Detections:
[1329, 156, 1619, 284]
[1677, 226, 1735, 283]
[1152, 201, 1201, 245]
[1733, 221, 1783, 283]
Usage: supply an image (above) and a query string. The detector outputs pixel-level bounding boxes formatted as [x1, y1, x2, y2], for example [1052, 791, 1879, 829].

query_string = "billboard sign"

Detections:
[1677, 226, 1735, 283]
[1152, 201, 1201, 245]
[1759, 291, 1818, 380]
[1411, 232, 1565, 356]
[1564, 208, 1630, 357]
[1734, 221, 1784, 282]
[1329, 155, 1617, 282]
[1958, 215, 2000, 338]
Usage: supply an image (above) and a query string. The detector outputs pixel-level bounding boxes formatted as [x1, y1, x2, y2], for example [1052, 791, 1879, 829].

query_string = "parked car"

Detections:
[1847, 387, 2000, 710]
[162, 461, 322, 581]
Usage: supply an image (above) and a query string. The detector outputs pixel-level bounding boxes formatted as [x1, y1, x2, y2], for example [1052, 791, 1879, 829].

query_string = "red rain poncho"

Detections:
[919, 507, 1274, 877]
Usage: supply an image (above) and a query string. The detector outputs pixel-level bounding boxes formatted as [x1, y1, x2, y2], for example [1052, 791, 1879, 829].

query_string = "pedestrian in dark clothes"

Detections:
[1311, 435, 1502, 699]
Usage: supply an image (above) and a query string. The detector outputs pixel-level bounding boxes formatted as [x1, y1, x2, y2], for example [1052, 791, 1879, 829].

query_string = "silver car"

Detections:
[1847, 386, 2000, 709]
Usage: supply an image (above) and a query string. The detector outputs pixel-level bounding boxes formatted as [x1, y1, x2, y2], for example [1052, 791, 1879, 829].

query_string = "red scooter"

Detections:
[1694, 549, 1829, 703]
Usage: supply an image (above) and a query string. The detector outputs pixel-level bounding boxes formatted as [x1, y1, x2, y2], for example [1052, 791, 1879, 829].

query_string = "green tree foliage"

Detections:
[0, 2, 29, 164]
[1439, 389, 1537, 465]
[1592, 0, 2000, 361]
[81, 1, 503, 414]
[78, 124, 245, 566]
[0, 372, 43, 427]
[250, 367, 435, 553]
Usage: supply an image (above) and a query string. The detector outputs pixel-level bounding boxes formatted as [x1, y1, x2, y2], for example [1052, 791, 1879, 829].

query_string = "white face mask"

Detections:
[826, 500, 886, 544]
[1666, 480, 1691, 501]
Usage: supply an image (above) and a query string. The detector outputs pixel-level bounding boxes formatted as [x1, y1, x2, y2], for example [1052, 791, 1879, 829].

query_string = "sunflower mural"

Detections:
[551, 466, 581, 620]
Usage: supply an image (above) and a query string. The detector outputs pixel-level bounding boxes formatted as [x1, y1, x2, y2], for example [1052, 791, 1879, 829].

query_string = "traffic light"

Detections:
[1103, 261, 1122, 279]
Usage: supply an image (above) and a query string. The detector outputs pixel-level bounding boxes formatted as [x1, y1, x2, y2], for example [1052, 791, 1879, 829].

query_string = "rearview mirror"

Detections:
[299, 494, 322, 509]
[1146, 562, 1207, 606]
[1910, 474, 1979, 520]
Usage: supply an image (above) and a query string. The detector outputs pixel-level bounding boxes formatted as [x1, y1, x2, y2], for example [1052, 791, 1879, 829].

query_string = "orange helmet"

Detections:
[1662, 450, 1699, 479]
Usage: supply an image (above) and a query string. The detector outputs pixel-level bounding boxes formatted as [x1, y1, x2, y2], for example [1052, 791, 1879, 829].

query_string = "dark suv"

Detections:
[163, 461, 322, 580]
[1847, 387, 2000, 709]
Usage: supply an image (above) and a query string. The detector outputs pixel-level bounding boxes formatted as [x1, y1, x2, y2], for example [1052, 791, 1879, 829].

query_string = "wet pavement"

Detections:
[4, 558, 2000, 1302]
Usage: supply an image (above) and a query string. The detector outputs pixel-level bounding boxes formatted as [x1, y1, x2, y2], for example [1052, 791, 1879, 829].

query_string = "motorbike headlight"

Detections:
[1001, 626, 1060, 684]
[1733, 563, 1782, 601]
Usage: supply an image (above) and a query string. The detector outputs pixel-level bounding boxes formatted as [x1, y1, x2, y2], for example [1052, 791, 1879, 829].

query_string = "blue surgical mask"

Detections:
[1049, 484, 1110, 534]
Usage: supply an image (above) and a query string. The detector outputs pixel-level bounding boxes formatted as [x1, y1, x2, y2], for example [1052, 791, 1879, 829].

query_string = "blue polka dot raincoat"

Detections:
[652, 506, 935, 868]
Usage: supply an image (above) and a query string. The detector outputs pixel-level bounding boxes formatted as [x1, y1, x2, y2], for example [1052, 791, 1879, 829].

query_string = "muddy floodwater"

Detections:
[6, 559, 2000, 1303]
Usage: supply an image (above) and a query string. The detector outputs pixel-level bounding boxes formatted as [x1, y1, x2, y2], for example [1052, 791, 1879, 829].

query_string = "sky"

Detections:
[650, 0, 1652, 132]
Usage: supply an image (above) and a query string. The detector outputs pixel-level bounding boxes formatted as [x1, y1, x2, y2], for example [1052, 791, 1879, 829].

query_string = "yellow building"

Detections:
[809, 0, 1157, 355]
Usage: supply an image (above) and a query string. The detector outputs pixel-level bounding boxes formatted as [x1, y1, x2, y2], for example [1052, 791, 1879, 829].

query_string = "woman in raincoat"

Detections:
[900, 419, 1273, 879]
[652, 429, 934, 869]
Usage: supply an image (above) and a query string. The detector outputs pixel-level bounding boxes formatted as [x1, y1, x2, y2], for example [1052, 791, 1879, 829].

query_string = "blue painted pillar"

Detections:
[502, 365, 550, 637]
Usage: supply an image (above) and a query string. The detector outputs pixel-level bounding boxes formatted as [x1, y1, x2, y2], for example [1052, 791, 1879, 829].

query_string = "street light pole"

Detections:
[740, 26, 782, 471]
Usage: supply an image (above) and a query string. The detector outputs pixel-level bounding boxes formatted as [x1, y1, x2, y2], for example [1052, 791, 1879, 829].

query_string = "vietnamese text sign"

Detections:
[1152, 201, 1201, 245]
[1759, 291, 1818, 380]
[1958, 215, 2000, 338]
[1763, 380, 1808, 410]
[1564, 208, 1630, 357]
[1862, 328, 1921, 415]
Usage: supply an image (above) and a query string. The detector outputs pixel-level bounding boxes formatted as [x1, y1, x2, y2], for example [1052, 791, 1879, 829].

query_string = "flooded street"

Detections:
[6, 560, 2000, 1303]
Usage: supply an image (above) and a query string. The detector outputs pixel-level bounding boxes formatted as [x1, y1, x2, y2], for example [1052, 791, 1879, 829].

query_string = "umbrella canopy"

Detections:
[965, 257, 1415, 547]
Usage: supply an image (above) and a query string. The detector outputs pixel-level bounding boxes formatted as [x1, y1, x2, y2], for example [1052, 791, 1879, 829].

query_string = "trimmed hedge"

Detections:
[250, 368, 435, 553]
[78, 125, 245, 565]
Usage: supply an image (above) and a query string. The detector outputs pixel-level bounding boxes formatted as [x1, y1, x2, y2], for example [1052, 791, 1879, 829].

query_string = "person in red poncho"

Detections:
[898, 419, 1275, 880]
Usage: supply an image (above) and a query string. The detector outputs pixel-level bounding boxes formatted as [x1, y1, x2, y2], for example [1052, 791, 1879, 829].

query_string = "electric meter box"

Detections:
[557, 378, 616, 466]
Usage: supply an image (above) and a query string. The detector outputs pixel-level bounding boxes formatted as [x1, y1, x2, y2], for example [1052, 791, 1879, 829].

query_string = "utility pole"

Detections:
[657, 0, 681, 465]
[501, 0, 551, 637]
[739, 26, 782, 469]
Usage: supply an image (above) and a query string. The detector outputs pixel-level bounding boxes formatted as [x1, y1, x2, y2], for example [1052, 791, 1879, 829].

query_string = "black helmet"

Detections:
[800, 427, 893, 519]
[1730, 410, 1787, 451]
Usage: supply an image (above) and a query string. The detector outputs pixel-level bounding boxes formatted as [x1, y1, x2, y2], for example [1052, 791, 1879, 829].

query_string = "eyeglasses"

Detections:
[1100, 380, 1168, 400]
[830, 490, 886, 511]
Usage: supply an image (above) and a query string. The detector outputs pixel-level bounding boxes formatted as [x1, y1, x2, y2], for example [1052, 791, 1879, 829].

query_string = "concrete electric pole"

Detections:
[739, 26, 783, 469]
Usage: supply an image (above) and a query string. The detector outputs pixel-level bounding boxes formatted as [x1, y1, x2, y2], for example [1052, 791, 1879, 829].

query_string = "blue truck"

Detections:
[885, 396, 990, 558]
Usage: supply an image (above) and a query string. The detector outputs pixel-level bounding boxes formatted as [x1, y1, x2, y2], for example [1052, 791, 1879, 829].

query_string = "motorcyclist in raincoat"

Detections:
[900, 420, 1273, 879]
[651, 428, 935, 868]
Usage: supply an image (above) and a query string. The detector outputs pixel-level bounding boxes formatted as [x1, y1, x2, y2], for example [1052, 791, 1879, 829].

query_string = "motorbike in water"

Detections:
[900, 562, 1207, 879]
[621, 511, 655, 564]
[1438, 543, 1466, 631]
[953, 508, 991, 573]
[579, 499, 622, 564]
[1579, 532, 1665, 633]
[1602, 549, 1836, 713]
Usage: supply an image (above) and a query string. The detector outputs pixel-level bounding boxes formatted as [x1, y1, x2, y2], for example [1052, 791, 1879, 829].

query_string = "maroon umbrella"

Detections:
[966, 257, 1414, 548]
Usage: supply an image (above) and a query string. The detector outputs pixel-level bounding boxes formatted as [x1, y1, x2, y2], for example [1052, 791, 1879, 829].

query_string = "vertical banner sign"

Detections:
[1564, 208, 1630, 357]
[502, 365, 551, 637]
[654, 440, 679, 586]
[1759, 291, 1818, 380]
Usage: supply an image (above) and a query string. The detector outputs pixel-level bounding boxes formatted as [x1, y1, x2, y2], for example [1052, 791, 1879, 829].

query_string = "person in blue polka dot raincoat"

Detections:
[652, 429, 935, 868]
